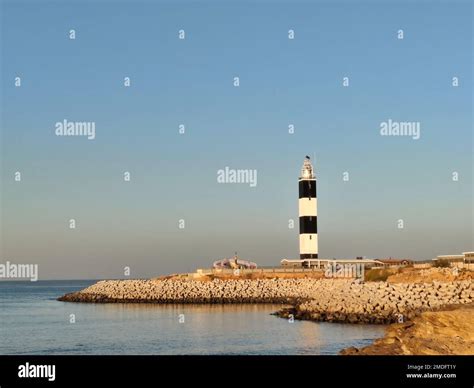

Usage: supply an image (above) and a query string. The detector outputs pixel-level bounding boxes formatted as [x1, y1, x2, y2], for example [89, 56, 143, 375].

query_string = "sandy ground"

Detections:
[341, 303, 474, 355]
[387, 267, 473, 283]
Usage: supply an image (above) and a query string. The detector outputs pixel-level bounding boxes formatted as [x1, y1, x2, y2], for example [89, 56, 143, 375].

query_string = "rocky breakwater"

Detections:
[58, 278, 474, 325]
[58, 278, 322, 304]
[277, 279, 474, 324]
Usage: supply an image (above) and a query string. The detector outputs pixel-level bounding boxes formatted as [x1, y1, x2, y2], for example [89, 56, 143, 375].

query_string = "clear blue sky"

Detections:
[1, 0, 472, 279]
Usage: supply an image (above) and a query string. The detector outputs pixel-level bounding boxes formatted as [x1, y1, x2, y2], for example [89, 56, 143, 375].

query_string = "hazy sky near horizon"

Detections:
[1, 0, 472, 280]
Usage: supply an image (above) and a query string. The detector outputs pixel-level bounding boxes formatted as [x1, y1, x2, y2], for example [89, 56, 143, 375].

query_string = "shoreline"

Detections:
[340, 303, 474, 355]
[58, 275, 473, 325]
[57, 271, 474, 354]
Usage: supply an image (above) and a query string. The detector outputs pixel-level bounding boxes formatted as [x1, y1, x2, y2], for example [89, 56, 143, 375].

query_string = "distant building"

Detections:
[281, 258, 385, 269]
[434, 252, 474, 264]
[463, 252, 474, 263]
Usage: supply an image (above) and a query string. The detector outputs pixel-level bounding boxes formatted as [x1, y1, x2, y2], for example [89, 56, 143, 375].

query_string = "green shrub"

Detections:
[434, 259, 450, 268]
[365, 268, 390, 282]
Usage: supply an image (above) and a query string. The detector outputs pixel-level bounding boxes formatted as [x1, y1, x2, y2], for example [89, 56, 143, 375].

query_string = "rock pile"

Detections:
[289, 279, 473, 323]
[58, 278, 474, 324]
[58, 278, 320, 304]
[340, 304, 474, 355]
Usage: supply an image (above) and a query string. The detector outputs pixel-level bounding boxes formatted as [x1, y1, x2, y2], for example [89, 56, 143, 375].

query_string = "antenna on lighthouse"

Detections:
[301, 156, 315, 179]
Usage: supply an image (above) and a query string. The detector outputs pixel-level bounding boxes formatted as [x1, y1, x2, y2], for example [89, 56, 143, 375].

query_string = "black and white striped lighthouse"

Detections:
[299, 156, 318, 260]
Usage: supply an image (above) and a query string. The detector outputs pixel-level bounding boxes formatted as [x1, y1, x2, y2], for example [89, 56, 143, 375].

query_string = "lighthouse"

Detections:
[299, 156, 318, 259]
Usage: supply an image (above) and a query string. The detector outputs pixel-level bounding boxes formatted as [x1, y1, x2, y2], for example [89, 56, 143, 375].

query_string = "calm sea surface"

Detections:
[0, 280, 386, 355]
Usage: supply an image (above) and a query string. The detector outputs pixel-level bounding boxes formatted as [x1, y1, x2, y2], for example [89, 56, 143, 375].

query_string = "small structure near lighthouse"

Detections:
[299, 156, 318, 260]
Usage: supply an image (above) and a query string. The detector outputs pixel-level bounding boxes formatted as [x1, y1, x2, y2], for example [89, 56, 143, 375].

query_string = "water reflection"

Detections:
[1, 282, 386, 355]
